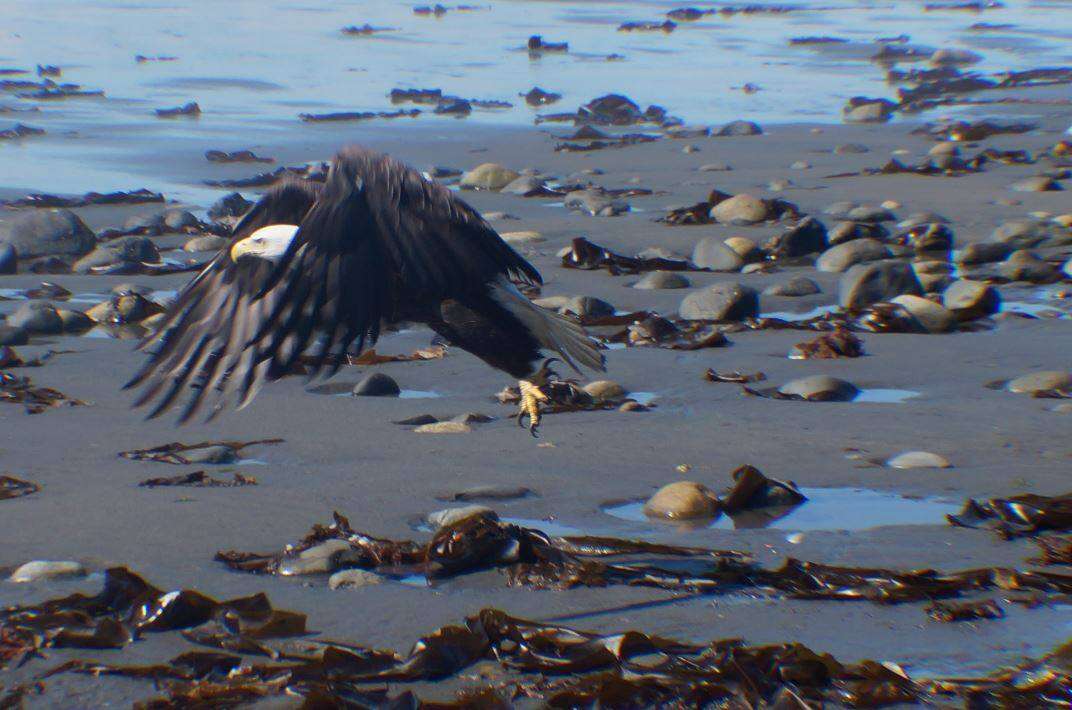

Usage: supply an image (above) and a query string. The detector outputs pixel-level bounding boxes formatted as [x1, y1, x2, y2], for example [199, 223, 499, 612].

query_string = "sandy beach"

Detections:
[3, 1, 1072, 706]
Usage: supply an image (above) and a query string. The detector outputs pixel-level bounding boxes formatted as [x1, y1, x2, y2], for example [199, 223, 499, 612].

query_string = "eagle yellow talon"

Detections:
[517, 379, 550, 437]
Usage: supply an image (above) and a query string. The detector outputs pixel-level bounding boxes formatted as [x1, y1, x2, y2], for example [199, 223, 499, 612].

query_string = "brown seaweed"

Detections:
[927, 598, 1004, 622]
[791, 327, 865, 359]
[703, 369, 766, 384]
[138, 471, 258, 488]
[204, 149, 273, 164]
[0, 475, 40, 500]
[561, 236, 692, 274]
[118, 438, 282, 465]
[0, 372, 86, 414]
[948, 491, 1072, 538]
[1032, 536, 1072, 566]
[0, 188, 163, 208]
[298, 109, 420, 122]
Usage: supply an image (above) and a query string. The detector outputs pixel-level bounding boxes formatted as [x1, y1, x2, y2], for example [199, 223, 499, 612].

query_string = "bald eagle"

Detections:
[126, 146, 605, 434]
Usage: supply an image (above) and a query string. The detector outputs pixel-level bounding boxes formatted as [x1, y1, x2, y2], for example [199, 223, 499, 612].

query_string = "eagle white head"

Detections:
[229, 224, 299, 263]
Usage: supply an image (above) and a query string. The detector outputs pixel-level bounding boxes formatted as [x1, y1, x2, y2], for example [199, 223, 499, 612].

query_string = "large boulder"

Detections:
[0, 209, 96, 259]
[838, 260, 923, 310]
[679, 282, 759, 321]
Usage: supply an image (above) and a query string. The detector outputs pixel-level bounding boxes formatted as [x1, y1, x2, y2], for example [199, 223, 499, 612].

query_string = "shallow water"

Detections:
[604, 486, 959, 531]
[3, 0, 1070, 203]
[853, 387, 921, 402]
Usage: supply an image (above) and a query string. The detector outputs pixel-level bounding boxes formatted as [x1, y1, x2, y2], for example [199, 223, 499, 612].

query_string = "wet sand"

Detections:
[3, 2, 1072, 705]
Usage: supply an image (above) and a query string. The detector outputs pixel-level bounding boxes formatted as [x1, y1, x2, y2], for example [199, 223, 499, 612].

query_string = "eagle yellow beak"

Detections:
[230, 237, 259, 262]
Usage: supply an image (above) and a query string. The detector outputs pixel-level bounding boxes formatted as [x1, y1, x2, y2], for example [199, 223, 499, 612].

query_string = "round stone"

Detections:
[427, 505, 497, 529]
[643, 481, 720, 520]
[778, 375, 859, 401]
[352, 373, 401, 397]
[710, 194, 769, 225]
[1007, 371, 1072, 394]
[0, 209, 96, 259]
[459, 163, 520, 191]
[10, 560, 86, 583]
[816, 238, 891, 273]
[763, 276, 820, 298]
[942, 280, 1000, 320]
[183, 235, 229, 252]
[561, 295, 615, 318]
[583, 380, 626, 401]
[8, 302, 63, 334]
[890, 295, 957, 333]
[633, 271, 691, 289]
[679, 282, 759, 321]
[329, 569, 386, 589]
[691, 237, 744, 271]
[886, 451, 952, 469]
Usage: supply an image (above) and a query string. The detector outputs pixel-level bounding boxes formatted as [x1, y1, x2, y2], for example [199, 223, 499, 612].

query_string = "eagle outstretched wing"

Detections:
[126, 147, 543, 421]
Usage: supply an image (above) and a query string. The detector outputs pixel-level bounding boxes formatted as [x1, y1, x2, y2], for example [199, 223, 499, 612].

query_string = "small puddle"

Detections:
[605, 487, 958, 532]
[629, 391, 657, 405]
[236, 459, 267, 466]
[762, 305, 839, 321]
[68, 293, 110, 305]
[399, 389, 442, 399]
[853, 389, 920, 403]
[397, 574, 429, 588]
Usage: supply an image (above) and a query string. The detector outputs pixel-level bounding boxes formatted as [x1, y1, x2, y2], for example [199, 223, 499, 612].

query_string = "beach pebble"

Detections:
[183, 235, 229, 252]
[816, 238, 891, 273]
[786, 532, 805, 544]
[8, 302, 63, 334]
[0, 244, 16, 274]
[679, 282, 759, 321]
[500, 231, 544, 245]
[930, 48, 981, 66]
[928, 142, 960, 158]
[942, 280, 1000, 319]
[561, 295, 614, 319]
[57, 309, 94, 333]
[86, 293, 162, 324]
[565, 188, 629, 216]
[710, 194, 769, 225]
[208, 192, 252, 222]
[828, 221, 887, 246]
[500, 175, 551, 197]
[0, 209, 96, 259]
[839, 261, 923, 310]
[991, 220, 1061, 249]
[123, 213, 165, 234]
[763, 276, 820, 297]
[823, 201, 858, 218]
[482, 211, 518, 221]
[890, 295, 957, 333]
[791, 160, 811, 170]
[1000, 250, 1058, 283]
[955, 242, 1010, 265]
[619, 400, 648, 412]
[74, 236, 160, 272]
[352, 373, 401, 397]
[886, 451, 952, 469]
[768, 217, 828, 258]
[691, 237, 744, 271]
[842, 99, 894, 123]
[643, 481, 720, 519]
[906, 224, 954, 253]
[912, 262, 953, 294]
[415, 421, 472, 434]
[584, 380, 625, 401]
[1010, 176, 1062, 193]
[846, 205, 894, 223]
[682, 144, 700, 154]
[633, 270, 690, 289]
[723, 236, 762, 262]
[717, 120, 762, 136]
[427, 505, 496, 529]
[329, 569, 386, 589]
[0, 325, 29, 346]
[778, 375, 859, 401]
[699, 162, 732, 172]
[1006, 371, 1072, 394]
[163, 209, 200, 231]
[9, 560, 86, 583]
[459, 163, 520, 191]
[834, 143, 869, 154]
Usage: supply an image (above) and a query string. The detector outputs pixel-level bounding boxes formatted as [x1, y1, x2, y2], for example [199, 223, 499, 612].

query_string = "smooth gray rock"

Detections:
[823, 201, 858, 218]
[183, 235, 229, 252]
[816, 238, 891, 273]
[691, 237, 744, 271]
[122, 212, 165, 233]
[778, 375, 859, 401]
[710, 194, 769, 224]
[838, 260, 923, 310]
[0, 209, 96, 258]
[846, 205, 894, 223]
[163, 209, 201, 231]
[991, 220, 1061, 249]
[770, 217, 828, 258]
[887, 451, 951, 469]
[763, 276, 820, 297]
[903, 223, 953, 253]
[352, 373, 401, 397]
[842, 100, 893, 123]
[208, 192, 253, 221]
[564, 188, 629, 216]
[459, 163, 519, 191]
[561, 295, 615, 318]
[9, 560, 85, 583]
[717, 120, 762, 136]
[427, 505, 497, 529]
[1010, 176, 1061, 193]
[1000, 250, 1058, 283]
[942, 280, 1000, 320]
[955, 242, 1010, 265]
[890, 294, 957, 333]
[0, 243, 15, 274]
[633, 270, 691, 289]
[679, 282, 759, 321]
[828, 221, 888, 246]
[329, 569, 386, 589]
[1007, 371, 1072, 394]
[8, 301, 63, 334]
[500, 175, 551, 197]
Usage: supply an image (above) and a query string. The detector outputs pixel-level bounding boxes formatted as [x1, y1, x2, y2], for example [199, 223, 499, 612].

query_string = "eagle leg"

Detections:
[515, 359, 558, 438]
